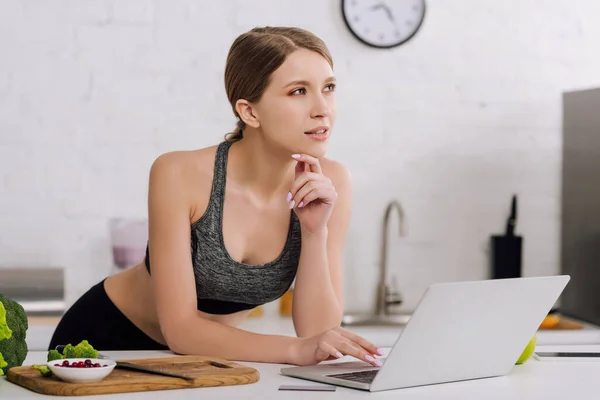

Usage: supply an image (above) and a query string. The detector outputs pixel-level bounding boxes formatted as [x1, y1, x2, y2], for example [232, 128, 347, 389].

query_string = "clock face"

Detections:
[342, 0, 426, 49]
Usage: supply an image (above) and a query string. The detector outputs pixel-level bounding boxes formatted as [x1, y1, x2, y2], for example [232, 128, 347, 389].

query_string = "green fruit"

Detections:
[516, 334, 536, 364]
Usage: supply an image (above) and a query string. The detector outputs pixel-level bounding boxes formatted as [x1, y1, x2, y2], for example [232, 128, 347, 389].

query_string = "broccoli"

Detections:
[47, 349, 63, 362]
[0, 302, 11, 341]
[0, 301, 9, 376]
[74, 340, 98, 359]
[0, 293, 28, 376]
[46, 340, 99, 362]
[32, 364, 52, 377]
[63, 344, 77, 359]
[0, 352, 7, 376]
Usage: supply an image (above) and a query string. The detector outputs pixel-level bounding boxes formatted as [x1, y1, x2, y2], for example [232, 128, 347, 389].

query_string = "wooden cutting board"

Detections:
[7, 355, 260, 396]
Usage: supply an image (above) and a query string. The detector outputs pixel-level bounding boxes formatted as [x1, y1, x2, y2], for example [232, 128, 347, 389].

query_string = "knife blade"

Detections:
[113, 361, 196, 381]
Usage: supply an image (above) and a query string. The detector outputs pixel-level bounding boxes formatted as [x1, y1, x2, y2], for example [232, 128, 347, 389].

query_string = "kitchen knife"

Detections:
[112, 361, 197, 381]
[54, 345, 230, 380]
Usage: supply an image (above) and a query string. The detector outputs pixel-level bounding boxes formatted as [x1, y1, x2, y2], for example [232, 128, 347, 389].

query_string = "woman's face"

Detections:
[251, 49, 337, 158]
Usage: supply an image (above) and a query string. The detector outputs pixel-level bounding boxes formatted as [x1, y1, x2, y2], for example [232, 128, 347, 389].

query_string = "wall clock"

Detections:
[342, 0, 426, 49]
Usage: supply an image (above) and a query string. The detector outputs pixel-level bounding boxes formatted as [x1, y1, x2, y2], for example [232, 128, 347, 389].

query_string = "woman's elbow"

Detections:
[161, 328, 186, 354]
[159, 317, 191, 355]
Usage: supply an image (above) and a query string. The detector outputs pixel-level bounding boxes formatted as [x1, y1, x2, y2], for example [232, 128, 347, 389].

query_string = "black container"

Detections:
[491, 195, 523, 279]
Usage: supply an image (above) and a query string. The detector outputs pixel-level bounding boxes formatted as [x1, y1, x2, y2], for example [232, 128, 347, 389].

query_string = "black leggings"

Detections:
[48, 279, 169, 352]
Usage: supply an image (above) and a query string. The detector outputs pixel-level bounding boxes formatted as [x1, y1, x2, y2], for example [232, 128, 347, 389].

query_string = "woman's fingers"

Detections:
[289, 172, 322, 197]
[289, 174, 334, 208]
[295, 185, 336, 208]
[288, 154, 334, 208]
[307, 330, 383, 367]
[335, 327, 384, 357]
[292, 180, 324, 206]
[317, 341, 344, 361]
[292, 153, 323, 174]
[316, 338, 381, 367]
[337, 340, 383, 367]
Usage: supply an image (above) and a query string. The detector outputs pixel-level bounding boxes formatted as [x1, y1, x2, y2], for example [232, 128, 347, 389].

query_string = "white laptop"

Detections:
[280, 275, 570, 392]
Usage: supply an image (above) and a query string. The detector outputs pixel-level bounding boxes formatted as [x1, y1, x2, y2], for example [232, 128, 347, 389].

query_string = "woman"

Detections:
[49, 26, 383, 368]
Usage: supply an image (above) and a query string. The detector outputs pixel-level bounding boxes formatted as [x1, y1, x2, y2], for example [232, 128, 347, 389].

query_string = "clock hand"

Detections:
[382, 4, 394, 22]
[370, 3, 395, 22]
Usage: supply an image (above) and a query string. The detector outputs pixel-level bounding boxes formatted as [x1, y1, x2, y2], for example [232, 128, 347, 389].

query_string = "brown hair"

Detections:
[223, 27, 333, 142]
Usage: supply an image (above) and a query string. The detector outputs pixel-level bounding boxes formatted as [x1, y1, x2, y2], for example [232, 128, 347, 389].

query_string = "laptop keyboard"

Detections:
[326, 370, 379, 384]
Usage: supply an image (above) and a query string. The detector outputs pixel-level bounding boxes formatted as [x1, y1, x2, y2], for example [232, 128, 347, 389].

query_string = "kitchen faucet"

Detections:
[341, 199, 410, 327]
[376, 200, 406, 316]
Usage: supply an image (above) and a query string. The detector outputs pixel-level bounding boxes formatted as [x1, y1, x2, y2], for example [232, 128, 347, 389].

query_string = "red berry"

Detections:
[103, 364, 107, 367]
[62, 360, 69, 366]
[94, 363, 101, 367]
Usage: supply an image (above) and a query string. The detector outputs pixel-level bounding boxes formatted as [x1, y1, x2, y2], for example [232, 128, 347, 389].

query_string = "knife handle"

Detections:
[209, 361, 232, 369]
[505, 195, 518, 236]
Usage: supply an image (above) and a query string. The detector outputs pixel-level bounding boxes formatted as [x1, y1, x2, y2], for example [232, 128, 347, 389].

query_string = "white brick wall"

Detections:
[1, 0, 599, 312]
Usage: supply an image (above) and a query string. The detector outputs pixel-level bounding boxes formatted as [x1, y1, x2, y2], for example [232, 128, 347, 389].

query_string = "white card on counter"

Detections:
[279, 384, 336, 391]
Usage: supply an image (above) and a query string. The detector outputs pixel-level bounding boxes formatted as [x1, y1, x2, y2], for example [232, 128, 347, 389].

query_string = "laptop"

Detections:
[280, 275, 570, 392]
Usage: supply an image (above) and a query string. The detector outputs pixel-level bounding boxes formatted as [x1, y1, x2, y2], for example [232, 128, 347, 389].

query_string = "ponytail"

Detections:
[224, 119, 245, 143]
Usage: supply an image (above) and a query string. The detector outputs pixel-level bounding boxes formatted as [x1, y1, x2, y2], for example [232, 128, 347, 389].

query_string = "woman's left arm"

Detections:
[289, 155, 353, 337]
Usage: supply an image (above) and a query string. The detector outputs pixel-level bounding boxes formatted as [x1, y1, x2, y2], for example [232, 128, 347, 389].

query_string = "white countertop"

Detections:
[2, 344, 600, 399]
[13, 315, 600, 398]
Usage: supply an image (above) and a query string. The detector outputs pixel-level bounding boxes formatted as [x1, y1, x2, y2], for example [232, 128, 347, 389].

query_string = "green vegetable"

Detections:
[0, 352, 7, 376]
[46, 340, 99, 362]
[32, 364, 52, 377]
[74, 340, 98, 359]
[0, 293, 29, 376]
[0, 301, 8, 375]
[63, 344, 77, 358]
[0, 302, 11, 341]
[47, 349, 63, 362]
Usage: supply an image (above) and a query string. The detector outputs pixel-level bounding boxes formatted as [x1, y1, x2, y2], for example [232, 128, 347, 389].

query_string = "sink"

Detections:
[341, 313, 412, 327]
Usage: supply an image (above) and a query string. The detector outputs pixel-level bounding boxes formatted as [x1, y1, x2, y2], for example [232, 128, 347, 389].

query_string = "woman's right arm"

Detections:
[147, 153, 382, 367]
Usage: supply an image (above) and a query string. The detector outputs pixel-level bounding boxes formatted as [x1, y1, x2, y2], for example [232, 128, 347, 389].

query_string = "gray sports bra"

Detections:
[145, 141, 302, 314]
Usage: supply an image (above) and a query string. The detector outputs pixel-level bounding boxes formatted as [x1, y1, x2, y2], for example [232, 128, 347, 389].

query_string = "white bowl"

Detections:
[47, 358, 116, 383]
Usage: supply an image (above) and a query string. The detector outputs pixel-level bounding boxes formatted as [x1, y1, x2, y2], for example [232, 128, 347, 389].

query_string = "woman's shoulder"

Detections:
[148, 144, 221, 193]
[319, 157, 352, 188]
[151, 145, 218, 170]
